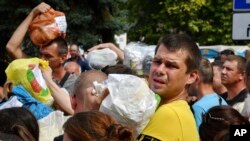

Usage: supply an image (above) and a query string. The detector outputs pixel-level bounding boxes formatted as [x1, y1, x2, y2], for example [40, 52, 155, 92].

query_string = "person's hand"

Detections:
[88, 43, 117, 52]
[40, 65, 53, 82]
[82, 87, 109, 111]
[31, 2, 51, 17]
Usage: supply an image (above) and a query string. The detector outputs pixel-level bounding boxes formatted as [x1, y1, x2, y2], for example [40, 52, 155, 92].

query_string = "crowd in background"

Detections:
[1, 2, 250, 141]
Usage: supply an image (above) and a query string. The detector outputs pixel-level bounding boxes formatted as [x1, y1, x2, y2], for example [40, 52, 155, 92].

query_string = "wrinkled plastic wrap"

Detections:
[86, 48, 118, 70]
[99, 74, 158, 135]
[124, 42, 155, 76]
[38, 111, 70, 141]
[5, 58, 53, 105]
[29, 8, 67, 46]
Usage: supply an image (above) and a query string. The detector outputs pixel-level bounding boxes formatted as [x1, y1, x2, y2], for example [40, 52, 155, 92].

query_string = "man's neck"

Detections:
[214, 86, 227, 95]
[198, 84, 215, 99]
[52, 67, 66, 81]
[159, 90, 187, 106]
[225, 82, 246, 100]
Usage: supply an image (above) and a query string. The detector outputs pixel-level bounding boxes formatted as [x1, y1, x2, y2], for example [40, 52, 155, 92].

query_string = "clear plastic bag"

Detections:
[86, 48, 118, 70]
[99, 74, 158, 135]
[123, 42, 155, 76]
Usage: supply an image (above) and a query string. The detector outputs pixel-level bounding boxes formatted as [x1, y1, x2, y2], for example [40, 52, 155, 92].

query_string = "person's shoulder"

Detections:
[159, 100, 188, 112]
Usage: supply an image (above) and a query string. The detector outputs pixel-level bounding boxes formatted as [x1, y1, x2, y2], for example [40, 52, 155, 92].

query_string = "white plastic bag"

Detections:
[99, 74, 158, 135]
[38, 111, 70, 141]
[87, 48, 118, 70]
[124, 42, 155, 75]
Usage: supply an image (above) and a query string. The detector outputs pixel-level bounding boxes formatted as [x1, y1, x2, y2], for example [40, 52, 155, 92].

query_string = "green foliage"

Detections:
[127, 0, 243, 46]
[1, 0, 249, 61]
[0, 0, 127, 60]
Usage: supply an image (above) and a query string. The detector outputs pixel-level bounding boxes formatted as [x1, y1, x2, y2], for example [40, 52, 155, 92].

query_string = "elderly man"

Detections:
[64, 61, 81, 76]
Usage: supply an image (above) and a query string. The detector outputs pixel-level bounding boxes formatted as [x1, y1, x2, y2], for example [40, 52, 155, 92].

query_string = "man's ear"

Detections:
[71, 94, 77, 111]
[99, 88, 109, 101]
[239, 71, 246, 81]
[186, 70, 199, 85]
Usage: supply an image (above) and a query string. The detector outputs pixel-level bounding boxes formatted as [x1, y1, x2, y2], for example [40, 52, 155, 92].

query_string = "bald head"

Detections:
[73, 70, 107, 98]
[64, 61, 81, 76]
[72, 70, 108, 113]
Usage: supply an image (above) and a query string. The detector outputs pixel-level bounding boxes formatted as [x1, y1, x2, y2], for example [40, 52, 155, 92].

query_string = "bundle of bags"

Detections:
[29, 8, 67, 46]
[123, 42, 156, 76]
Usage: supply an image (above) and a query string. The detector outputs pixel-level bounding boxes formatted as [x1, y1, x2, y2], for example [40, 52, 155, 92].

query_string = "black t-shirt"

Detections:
[222, 88, 249, 106]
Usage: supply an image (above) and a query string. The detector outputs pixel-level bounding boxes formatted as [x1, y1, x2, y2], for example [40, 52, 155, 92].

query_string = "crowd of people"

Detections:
[1, 2, 250, 141]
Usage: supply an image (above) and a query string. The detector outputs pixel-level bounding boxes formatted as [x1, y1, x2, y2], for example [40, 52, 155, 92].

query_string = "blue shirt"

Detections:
[65, 56, 91, 72]
[192, 93, 227, 130]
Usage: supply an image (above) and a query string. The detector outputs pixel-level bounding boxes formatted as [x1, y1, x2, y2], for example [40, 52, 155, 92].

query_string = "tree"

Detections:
[0, 0, 127, 60]
[127, 0, 239, 45]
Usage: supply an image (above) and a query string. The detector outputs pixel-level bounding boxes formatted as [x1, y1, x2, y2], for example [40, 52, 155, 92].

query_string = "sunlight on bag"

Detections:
[99, 74, 159, 136]
[5, 58, 53, 105]
[29, 8, 67, 46]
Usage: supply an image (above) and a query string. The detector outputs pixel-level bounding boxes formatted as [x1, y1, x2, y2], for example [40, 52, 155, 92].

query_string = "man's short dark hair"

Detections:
[199, 58, 213, 84]
[211, 60, 224, 68]
[155, 33, 202, 73]
[220, 49, 234, 56]
[46, 37, 68, 56]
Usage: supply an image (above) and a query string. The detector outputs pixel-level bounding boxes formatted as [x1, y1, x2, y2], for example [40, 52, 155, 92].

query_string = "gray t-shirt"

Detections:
[61, 74, 78, 95]
[53, 73, 78, 95]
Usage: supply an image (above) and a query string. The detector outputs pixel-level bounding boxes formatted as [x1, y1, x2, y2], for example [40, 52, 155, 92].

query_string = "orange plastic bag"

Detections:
[29, 8, 67, 46]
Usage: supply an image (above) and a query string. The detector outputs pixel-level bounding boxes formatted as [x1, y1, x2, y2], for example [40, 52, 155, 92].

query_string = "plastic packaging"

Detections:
[123, 42, 155, 76]
[29, 8, 67, 46]
[87, 48, 118, 70]
[38, 110, 69, 141]
[5, 58, 53, 105]
[99, 74, 158, 136]
[92, 81, 106, 96]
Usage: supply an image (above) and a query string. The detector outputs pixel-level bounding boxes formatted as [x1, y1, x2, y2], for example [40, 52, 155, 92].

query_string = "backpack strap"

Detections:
[219, 96, 222, 105]
[59, 72, 70, 87]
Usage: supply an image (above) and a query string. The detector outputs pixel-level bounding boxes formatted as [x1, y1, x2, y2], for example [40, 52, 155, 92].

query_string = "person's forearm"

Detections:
[88, 43, 124, 62]
[6, 12, 36, 59]
[46, 79, 74, 115]
[111, 44, 124, 61]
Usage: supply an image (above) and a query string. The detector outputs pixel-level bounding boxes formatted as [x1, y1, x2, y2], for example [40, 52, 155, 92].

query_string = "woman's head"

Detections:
[63, 111, 134, 141]
[199, 105, 249, 141]
[0, 107, 39, 141]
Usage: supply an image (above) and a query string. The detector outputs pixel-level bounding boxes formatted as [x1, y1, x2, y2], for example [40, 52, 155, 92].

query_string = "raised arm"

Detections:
[88, 43, 124, 62]
[41, 66, 74, 115]
[6, 2, 51, 59]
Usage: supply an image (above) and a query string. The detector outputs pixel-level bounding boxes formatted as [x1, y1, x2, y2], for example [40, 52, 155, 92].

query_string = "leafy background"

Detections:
[0, 0, 248, 61]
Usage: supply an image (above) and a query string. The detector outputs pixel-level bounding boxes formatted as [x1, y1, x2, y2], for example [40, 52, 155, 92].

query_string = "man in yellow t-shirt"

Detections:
[137, 33, 200, 141]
